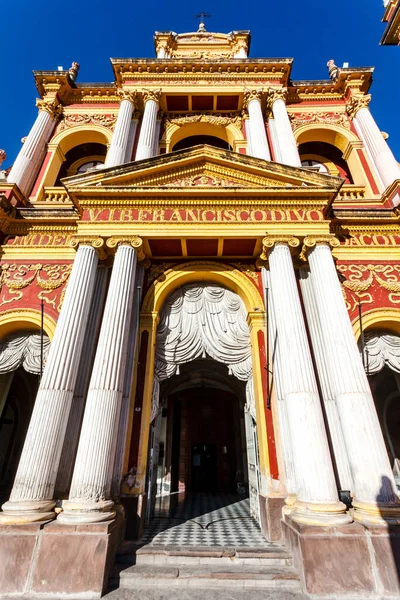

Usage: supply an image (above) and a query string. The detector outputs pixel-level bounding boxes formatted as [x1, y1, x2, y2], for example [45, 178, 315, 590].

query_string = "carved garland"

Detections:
[339, 263, 400, 313]
[165, 113, 242, 130]
[289, 112, 351, 130]
[0, 263, 72, 312]
[57, 113, 119, 132]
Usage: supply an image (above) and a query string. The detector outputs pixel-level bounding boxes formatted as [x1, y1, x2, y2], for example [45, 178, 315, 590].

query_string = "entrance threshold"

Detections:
[142, 492, 272, 548]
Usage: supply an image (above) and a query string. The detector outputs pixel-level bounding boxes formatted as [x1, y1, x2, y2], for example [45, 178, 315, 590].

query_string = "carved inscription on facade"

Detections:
[82, 208, 324, 223]
[338, 234, 400, 247]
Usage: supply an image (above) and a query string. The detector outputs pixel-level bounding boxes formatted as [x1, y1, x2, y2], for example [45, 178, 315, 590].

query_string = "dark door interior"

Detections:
[191, 443, 217, 492]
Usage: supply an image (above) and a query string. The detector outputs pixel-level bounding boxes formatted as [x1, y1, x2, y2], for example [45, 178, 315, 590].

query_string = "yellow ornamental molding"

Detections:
[142, 89, 162, 104]
[36, 98, 63, 120]
[346, 94, 371, 119]
[299, 234, 340, 261]
[260, 234, 300, 260]
[117, 89, 137, 105]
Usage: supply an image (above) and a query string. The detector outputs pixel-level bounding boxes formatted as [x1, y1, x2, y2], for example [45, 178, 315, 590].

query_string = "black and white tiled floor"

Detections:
[141, 493, 271, 547]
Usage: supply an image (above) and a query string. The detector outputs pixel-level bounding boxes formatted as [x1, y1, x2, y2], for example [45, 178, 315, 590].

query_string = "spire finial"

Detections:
[193, 12, 211, 32]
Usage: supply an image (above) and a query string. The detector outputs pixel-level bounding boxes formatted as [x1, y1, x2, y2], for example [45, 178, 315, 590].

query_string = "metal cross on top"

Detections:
[193, 12, 211, 32]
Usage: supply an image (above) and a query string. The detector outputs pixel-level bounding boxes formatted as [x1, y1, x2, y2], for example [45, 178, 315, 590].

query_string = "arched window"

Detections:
[55, 142, 107, 184]
[300, 159, 329, 174]
[299, 141, 353, 183]
[172, 135, 232, 152]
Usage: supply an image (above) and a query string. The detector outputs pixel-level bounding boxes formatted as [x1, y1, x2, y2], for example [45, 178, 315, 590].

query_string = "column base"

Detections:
[0, 499, 56, 524]
[283, 515, 376, 596]
[58, 499, 116, 524]
[289, 499, 352, 527]
[282, 493, 297, 517]
[351, 499, 400, 526]
[0, 515, 124, 597]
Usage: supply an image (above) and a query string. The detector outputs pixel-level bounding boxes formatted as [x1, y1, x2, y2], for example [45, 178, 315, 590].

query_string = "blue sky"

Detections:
[2, 0, 399, 168]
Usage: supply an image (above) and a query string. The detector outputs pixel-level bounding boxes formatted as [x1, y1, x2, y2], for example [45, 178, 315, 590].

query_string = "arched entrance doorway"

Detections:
[362, 329, 400, 492]
[0, 331, 51, 505]
[143, 282, 263, 543]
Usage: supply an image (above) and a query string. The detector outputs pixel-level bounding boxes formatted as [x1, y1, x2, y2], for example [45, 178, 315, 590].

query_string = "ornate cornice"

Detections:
[142, 89, 162, 104]
[232, 39, 248, 54]
[346, 94, 371, 119]
[299, 234, 340, 261]
[117, 89, 137, 106]
[242, 89, 263, 109]
[260, 234, 300, 260]
[36, 98, 63, 120]
[69, 235, 106, 259]
[106, 235, 148, 263]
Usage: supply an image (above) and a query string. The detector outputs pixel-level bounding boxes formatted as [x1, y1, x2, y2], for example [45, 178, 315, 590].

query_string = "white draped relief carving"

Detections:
[152, 283, 255, 420]
[359, 330, 400, 375]
[0, 332, 50, 375]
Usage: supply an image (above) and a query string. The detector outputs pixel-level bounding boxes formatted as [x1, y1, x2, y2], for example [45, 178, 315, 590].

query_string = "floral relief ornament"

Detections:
[339, 263, 400, 312]
[0, 263, 72, 311]
[57, 113, 119, 132]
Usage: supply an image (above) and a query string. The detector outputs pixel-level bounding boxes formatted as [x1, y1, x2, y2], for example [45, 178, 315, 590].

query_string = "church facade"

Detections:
[0, 24, 400, 598]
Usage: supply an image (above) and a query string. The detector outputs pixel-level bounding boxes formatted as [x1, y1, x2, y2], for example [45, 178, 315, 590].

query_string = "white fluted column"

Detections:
[111, 267, 144, 498]
[243, 90, 271, 161]
[55, 266, 109, 498]
[7, 99, 61, 197]
[306, 239, 400, 524]
[348, 95, 400, 192]
[105, 91, 137, 168]
[135, 90, 162, 161]
[261, 268, 297, 501]
[263, 237, 349, 525]
[125, 116, 139, 163]
[267, 88, 301, 167]
[0, 241, 101, 523]
[299, 267, 353, 491]
[59, 238, 144, 523]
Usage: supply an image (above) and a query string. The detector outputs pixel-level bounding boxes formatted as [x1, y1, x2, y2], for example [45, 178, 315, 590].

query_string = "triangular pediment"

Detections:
[63, 145, 343, 195]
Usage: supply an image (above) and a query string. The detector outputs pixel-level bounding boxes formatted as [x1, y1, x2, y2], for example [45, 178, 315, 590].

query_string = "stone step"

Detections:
[117, 542, 293, 567]
[117, 564, 301, 590]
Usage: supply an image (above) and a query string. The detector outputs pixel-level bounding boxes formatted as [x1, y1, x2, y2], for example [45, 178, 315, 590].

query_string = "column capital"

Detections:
[69, 236, 107, 259]
[117, 88, 137, 106]
[106, 235, 147, 262]
[266, 87, 288, 111]
[142, 89, 162, 105]
[35, 97, 63, 120]
[243, 88, 263, 109]
[346, 94, 371, 119]
[260, 234, 300, 259]
[299, 234, 340, 261]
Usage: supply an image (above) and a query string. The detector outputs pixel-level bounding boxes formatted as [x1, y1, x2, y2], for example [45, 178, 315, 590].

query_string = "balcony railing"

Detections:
[42, 187, 70, 204]
[337, 186, 366, 202]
